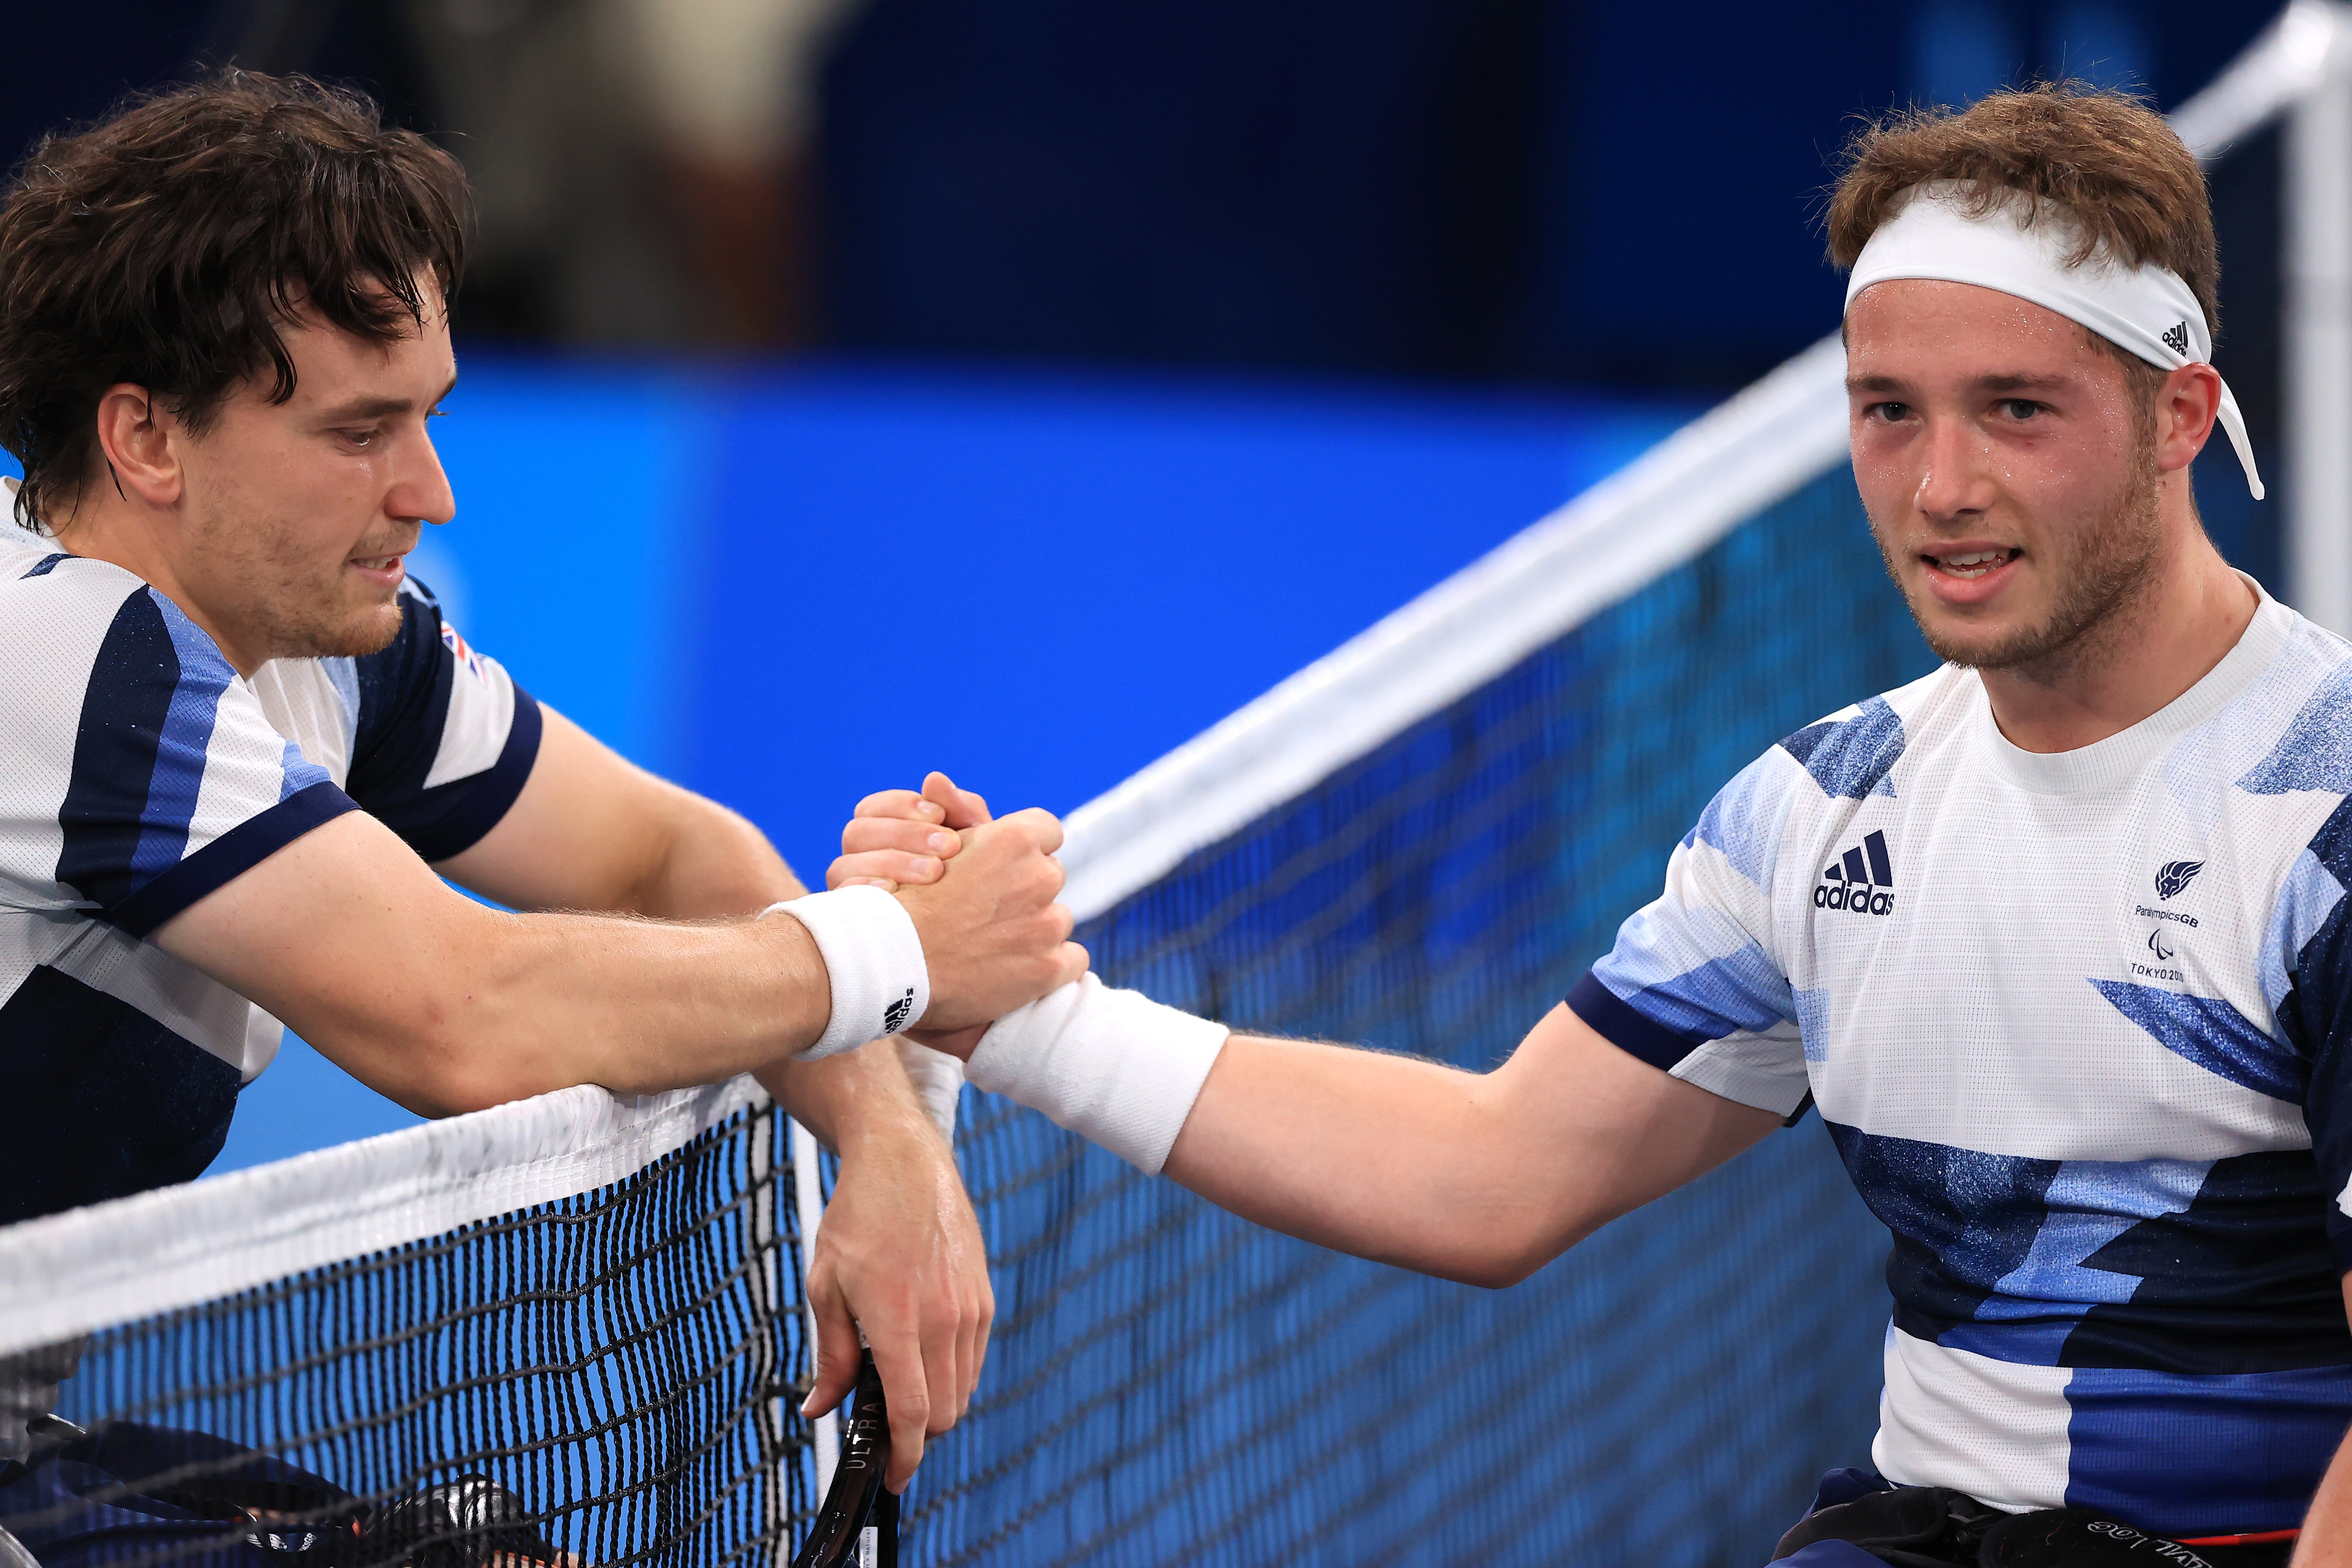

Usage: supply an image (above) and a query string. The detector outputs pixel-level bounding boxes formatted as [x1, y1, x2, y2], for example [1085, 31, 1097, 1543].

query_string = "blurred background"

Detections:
[0, 0, 2286, 1160]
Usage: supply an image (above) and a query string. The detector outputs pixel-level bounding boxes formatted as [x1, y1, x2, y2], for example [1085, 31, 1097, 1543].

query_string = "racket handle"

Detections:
[790, 1349, 893, 1568]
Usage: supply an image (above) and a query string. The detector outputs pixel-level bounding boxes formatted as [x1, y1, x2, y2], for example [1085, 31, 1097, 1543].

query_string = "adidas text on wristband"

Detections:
[764, 887, 931, 1060]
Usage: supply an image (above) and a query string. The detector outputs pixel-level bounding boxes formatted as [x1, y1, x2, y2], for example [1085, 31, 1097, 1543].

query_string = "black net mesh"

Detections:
[6, 1100, 813, 1568]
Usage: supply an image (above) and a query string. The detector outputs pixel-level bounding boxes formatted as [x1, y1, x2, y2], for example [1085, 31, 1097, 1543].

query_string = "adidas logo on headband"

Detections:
[2162, 321, 2190, 356]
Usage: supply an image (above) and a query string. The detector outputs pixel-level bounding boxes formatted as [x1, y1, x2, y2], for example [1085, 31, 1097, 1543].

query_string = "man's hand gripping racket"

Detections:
[793, 1347, 898, 1568]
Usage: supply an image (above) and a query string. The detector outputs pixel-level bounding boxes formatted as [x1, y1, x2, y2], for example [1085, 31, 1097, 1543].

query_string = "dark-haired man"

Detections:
[845, 87, 2352, 1562]
[0, 73, 1078, 1490]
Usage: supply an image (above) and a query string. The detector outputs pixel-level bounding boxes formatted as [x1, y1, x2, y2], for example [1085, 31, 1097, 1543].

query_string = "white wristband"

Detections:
[963, 973, 1230, 1174]
[764, 887, 930, 1059]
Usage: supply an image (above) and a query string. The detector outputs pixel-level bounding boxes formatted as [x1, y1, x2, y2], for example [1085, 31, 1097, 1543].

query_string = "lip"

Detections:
[347, 552, 407, 591]
[1916, 543, 2022, 607]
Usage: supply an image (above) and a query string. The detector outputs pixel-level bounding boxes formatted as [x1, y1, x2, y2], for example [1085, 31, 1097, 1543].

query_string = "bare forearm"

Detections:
[2299, 1443, 2352, 1568]
[2294, 1287, 2352, 1567]
[1164, 1036, 1558, 1285]
[628, 800, 943, 1142]
[631, 794, 804, 920]
[374, 907, 834, 1112]
[1161, 1007, 1780, 1287]
[760, 1041, 936, 1154]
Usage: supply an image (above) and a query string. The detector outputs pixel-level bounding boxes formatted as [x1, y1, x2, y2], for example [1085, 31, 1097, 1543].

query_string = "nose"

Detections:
[389, 423, 457, 528]
[1910, 413, 1995, 524]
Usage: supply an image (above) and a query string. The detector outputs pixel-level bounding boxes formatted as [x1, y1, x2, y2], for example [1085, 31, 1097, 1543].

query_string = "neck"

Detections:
[49, 488, 266, 676]
[1978, 499, 2255, 753]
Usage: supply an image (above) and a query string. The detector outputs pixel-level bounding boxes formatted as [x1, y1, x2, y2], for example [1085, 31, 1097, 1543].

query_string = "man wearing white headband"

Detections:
[844, 87, 2350, 1563]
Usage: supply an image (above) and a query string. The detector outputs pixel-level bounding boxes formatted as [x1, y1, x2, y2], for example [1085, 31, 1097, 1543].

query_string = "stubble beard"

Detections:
[201, 510, 408, 664]
[1878, 439, 2165, 683]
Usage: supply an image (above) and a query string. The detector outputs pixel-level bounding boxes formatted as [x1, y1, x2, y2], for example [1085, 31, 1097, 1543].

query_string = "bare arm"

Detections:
[159, 808, 831, 1115]
[2290, 1278, 2352, 1565]
[436, 706, 796, 921]
[437, 709, 940, 1167]
[153, 778, 1079, 1116]
[1165, 1004, 1782, 1286]
[441, 713, 997, 1480]
[834, 775, 1781, 1286]
[171, 713, 1053, 1485]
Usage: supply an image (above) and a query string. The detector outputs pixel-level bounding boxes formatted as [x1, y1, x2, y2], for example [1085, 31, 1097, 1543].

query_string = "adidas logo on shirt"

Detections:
[1814, 830, 1896, 916]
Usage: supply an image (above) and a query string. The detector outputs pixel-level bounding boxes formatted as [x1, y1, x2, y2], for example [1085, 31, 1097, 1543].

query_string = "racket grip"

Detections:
[790, 1348, 894, 1568]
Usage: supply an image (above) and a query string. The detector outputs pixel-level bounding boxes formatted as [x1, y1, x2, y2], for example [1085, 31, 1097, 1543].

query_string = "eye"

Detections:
[338, 427, 380, 449]
[1998, 398, 2043, 421]
[1866, 401, 1911, 424]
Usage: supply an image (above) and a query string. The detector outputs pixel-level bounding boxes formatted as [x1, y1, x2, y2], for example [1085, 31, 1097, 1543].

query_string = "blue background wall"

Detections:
[206, 360, 1693, 1172]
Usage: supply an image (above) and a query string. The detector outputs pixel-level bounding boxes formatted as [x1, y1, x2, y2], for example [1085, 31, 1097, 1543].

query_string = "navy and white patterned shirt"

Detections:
[1570, 581, 2352, 1534]
[0, 515, 539, 1225]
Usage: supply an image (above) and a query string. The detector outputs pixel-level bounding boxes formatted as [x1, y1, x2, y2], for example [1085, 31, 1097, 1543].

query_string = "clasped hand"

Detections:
[835, 773, 1072, 1051]
[879, 780, 1096, 1034]
[791, 774, 1081, 1492]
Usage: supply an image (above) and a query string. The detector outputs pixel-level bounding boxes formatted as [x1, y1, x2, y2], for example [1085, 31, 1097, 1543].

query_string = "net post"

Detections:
[789, 1114, 842, 1496]
[2286, 1, 2352, 634]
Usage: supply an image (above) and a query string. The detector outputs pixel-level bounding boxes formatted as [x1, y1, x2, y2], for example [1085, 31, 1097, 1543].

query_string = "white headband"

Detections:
[1844, 181, 2262, 500]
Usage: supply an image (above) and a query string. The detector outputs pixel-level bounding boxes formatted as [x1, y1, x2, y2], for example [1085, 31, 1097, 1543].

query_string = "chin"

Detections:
[1904, 596, 2036, 671]
[276, 602, 407, 662]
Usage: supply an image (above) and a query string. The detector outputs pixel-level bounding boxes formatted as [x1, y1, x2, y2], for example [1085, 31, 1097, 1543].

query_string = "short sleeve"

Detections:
[345, 585, 542, 861]
[56, 587, 358, 938]
[1565, 748, 1810, 1116]
[2272, 799, 2352, 1271]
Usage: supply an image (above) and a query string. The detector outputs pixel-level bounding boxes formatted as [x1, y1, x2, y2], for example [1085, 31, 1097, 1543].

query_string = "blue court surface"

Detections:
[201, 356, 1694, 1172]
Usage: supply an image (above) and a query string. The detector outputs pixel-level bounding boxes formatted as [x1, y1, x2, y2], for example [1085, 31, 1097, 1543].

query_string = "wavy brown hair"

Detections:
[0, 71, 471, 530]
[1828, 84, 2218, 343]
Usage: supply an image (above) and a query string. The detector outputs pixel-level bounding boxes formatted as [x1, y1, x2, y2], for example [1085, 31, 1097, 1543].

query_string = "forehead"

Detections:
[264, 288, 454, 405]
[1844, 279, 2108, 383]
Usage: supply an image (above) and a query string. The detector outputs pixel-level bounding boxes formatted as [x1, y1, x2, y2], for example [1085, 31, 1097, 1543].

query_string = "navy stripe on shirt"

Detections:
[390, 688, 542, 863]
[1566, 970, 1703, 1071]
[343, 589, 543, 860]
[57, 591, 180, 913]
[112, 781, 361, 938]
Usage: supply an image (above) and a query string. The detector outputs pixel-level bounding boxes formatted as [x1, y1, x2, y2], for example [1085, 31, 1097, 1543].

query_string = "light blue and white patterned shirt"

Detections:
[1571, 580, 2352, 1534]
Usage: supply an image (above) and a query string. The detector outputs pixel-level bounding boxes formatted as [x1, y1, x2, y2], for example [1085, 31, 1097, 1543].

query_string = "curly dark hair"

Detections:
[0, 71, 472, 531]
[1828, 83, 2217, 340]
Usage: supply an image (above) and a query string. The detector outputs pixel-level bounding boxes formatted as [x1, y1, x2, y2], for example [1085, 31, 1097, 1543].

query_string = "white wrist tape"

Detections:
[962, 973, 1230, 1174]
[764, 887, 930, 1060]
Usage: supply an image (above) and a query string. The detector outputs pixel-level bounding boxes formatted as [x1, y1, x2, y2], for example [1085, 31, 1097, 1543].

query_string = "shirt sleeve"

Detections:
[345, 584, 543, 862]
[1565, 747, 1810, 1116]
[57, 587, 359, 938]
[2269, 802, 2352, 1270]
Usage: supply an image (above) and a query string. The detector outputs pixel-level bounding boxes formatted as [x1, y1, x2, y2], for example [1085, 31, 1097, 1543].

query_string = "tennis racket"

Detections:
[791, 1349, 897, 1568]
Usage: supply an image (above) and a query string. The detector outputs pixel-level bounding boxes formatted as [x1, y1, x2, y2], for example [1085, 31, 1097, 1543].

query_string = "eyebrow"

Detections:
[314, 373, 459, 424]
[1844, 371, 2072, 395]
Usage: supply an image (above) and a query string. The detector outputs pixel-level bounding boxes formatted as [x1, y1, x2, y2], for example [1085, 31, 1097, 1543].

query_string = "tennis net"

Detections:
[0, 1078, 813, 1567]
[0, 12, 2334, 1567]
[893, 15, 2328, 1566]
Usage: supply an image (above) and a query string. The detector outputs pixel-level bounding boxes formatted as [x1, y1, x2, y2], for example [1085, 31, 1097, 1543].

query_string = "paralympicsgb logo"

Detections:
[2154, 860, 2205, 900]
[1814, 830, 1896, 916]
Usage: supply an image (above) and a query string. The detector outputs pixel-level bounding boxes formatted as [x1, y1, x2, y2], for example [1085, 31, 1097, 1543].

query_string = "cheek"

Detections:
[2002, 433, 2126, 526]
[1847, 429, 1915, 520]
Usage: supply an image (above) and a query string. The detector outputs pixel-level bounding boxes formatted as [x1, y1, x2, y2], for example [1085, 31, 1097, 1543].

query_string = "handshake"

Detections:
[793, 769, 1228, 1179]
[813, 771, 1086, 1057]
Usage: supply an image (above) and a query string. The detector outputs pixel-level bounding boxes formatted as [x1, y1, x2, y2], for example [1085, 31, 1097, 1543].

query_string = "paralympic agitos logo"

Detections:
[1814, 830, 1896, 916]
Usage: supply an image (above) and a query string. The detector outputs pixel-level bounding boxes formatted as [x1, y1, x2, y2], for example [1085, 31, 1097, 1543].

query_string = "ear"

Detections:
[2153, 362, 2221, 477]
[92, 383, 184, 508]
